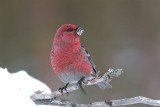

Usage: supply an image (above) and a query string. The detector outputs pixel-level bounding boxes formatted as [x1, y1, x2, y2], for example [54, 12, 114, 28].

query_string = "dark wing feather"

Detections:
[81, 45, 112, 89]
[81, 45, 97, 75]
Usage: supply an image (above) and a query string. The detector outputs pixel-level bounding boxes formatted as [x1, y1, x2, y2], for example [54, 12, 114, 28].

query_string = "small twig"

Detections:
[31, 68, 123, 100]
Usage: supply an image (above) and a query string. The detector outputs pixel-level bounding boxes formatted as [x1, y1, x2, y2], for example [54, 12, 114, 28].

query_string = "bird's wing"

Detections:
[81, 45, 112, 89]
[81, 45, 97, 75]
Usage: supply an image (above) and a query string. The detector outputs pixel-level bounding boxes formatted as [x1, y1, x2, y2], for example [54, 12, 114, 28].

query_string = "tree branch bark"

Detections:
[32, 96, 160, 107]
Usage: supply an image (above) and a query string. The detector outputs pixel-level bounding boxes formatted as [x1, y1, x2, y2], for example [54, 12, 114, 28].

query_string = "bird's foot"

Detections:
[58, 82, 69, 95]
[77, 76, 86, 95]
[90, 71, 100, 80]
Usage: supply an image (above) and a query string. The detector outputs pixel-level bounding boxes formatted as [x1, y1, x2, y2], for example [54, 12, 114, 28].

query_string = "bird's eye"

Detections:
[66, 28, 75, 32]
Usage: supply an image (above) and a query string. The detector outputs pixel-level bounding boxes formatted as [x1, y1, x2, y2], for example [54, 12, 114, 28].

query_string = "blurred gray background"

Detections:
[0, 0, 160, 107]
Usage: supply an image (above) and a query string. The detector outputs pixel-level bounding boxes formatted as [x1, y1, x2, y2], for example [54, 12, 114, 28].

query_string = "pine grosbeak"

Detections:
[50, 24, 111, 94]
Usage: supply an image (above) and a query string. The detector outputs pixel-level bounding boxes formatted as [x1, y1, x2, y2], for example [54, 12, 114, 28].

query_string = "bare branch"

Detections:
[110, 96, 160, 106]
[33, 96, 160, 107]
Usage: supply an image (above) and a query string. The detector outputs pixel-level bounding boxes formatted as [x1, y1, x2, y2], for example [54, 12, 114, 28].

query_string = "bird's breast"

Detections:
[51, 45, 92, 76]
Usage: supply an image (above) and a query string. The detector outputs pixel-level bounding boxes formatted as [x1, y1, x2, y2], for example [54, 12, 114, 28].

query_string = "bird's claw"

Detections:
[58, 83, 69, 95]
[77, 76, 86, 95]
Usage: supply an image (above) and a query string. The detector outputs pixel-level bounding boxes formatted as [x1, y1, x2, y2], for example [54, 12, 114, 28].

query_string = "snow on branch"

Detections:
[31, 68, 123, 100]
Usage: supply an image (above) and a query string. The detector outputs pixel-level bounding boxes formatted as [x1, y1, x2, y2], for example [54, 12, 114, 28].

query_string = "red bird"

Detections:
[50, 24, 111, 94]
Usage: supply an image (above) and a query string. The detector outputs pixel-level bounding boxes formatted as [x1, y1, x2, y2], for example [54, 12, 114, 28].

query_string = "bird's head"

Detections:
[54, 24, 84, 44]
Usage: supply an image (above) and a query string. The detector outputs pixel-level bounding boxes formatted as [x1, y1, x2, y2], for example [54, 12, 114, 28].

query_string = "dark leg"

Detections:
[58, 82, 69, 95]
[77, 76, 86, 95]
[91, 74, 96, 80]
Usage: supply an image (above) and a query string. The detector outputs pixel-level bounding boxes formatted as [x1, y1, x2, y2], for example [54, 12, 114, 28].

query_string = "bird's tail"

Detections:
[97, 81, 112, 90]
[90, 71, 112, 89]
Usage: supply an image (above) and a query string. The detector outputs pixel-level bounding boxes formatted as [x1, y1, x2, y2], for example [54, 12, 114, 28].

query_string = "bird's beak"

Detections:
[76, 27, 84, 36]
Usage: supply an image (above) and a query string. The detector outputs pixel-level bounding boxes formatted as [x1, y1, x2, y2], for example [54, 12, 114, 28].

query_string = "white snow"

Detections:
[0, 67, 51, 107]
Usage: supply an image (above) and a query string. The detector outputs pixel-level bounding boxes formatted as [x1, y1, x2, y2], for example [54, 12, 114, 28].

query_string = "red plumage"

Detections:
[51, 24, 111, 90]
